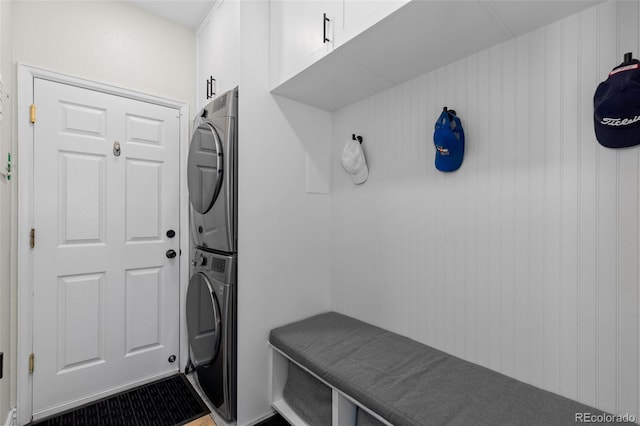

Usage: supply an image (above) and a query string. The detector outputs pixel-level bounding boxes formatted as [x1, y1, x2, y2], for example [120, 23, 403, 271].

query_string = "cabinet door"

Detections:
[269, 0, 335, 89]
[335, 0, 408, 48]
[196, 15, 217, 111]
[214, 0, 240, 96]
[196, 0, 240, 111]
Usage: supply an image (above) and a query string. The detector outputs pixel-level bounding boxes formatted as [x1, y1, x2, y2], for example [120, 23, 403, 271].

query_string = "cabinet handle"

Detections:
[323, 13, 330, 44]
[206, 76, 216, 100]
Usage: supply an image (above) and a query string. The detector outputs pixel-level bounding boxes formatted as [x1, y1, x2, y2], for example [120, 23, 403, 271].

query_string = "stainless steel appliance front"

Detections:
[188, 88, 238, 253]
[186, 249, 237, 421]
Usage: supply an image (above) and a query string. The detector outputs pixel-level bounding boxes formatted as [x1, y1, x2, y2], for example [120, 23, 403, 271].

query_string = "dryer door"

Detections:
[186, 272, 222, 367]
[188, 122, 223, 214]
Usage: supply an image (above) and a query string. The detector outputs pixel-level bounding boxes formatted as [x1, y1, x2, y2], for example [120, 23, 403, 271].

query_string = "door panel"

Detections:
[58, 152, 106, 245]
[32, 78, 180, 418]
[124, 267, 162, 355]
[125, 114, 163, 145]
[59, 101, 107, 138]
[125, 159, 162, 241]
[56, 273, 106, 373]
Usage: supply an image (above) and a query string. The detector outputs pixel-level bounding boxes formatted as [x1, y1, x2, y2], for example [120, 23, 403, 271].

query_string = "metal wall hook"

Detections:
[352, 134, 363, 144]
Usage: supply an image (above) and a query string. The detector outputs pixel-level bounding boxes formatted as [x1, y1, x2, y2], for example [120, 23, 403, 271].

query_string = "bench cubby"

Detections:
[270, 345, 389, 426]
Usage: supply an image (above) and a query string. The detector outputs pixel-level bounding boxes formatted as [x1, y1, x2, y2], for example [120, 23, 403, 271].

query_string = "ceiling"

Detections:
[127, 0, 214, 29]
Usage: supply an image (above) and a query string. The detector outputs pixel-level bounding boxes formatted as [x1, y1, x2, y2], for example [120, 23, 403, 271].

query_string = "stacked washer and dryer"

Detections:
[186, 87, 238, 422]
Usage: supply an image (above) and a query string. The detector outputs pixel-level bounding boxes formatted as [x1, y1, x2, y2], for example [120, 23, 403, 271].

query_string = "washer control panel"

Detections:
[191, 249, 236, 285]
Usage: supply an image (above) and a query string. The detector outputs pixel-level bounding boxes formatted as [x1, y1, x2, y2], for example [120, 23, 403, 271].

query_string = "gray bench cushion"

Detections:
[270, 312, 620, 426]
[357, 407, 385, 426]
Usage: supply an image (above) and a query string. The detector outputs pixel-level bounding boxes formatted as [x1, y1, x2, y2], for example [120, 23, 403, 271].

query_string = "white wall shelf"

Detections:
[270, 0, 603, 111]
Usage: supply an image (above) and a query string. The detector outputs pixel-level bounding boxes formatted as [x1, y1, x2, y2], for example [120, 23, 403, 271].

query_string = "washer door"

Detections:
[188, 122, 223, 214]
[186, 272, 222, 367]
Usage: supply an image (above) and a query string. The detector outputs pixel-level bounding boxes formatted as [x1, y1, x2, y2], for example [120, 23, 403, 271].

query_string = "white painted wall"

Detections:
[12, 1, 195, 108]
[1, 2, 195, 422]
[331, 0, 640, 420]
[0, 1, 14, 423]
[237, 2, 332, 424]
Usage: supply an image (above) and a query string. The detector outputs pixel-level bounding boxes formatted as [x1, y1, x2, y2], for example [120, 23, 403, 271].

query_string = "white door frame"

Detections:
[16, 64, 190, 425]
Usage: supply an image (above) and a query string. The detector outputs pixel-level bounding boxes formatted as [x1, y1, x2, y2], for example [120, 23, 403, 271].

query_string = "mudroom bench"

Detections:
[268, 312, 619, 426]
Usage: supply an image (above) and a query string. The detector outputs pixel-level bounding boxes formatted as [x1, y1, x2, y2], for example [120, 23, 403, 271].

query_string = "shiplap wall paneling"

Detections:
[513, 32, 531, 388]
[463, 51, 480, 370]
[544, 18, 562, 396]
[578, 4, 599, 409]
[596, 3, 618, 415]
[560, 11, 580, 402]
[616, 0, 640, 418]
[330, 0, 640, 420]
[528, 26, 547, 391]
[500, 39, 517, 380]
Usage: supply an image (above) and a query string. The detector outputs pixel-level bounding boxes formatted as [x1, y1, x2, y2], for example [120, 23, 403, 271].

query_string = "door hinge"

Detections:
[30, 228, 35, 249]
[28, 353, 34, 374]
[29, 104, 36, 124]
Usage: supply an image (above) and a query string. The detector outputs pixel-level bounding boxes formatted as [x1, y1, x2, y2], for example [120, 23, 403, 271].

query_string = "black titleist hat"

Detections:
[594, 58, 640, 148]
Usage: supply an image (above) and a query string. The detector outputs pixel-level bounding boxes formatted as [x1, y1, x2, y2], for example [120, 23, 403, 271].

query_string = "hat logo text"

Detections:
[436, 146, 450, 155]
[600, 115, 640, 127]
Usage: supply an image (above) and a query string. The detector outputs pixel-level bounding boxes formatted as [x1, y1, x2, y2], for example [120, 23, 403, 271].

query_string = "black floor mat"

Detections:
[30, 374, 210, 426]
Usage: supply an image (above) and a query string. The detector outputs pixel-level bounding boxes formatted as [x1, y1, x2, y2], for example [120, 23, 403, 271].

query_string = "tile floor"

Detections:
[186, 415, 217, 426]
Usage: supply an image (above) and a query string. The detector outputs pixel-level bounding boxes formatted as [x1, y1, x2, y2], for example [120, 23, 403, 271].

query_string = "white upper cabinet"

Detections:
[270, 0, 603, 111]
[214, 0, 240, 95]
[196, 0, 240, 112]
[196, 14, 215, 111]
[269, 0, 407, 89]
[334, 0, 408, 48]
[269, 0, 336, 89]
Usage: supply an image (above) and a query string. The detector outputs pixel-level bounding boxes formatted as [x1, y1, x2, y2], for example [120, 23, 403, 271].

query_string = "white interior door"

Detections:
[31, 78, 181, 418]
